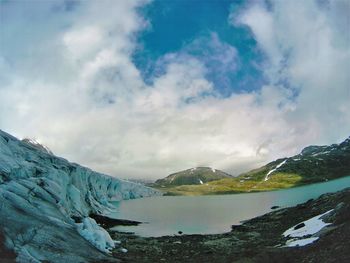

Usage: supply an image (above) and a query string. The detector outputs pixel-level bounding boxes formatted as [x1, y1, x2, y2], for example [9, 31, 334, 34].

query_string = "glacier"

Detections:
[0, 130, 161, 262]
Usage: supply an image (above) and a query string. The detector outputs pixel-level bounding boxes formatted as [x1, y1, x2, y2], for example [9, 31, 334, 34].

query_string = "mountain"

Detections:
[154, 167, 233, 187]
[155, 136, 350, 195]
[0, 130, 160, 262]
[240, 136, 350, 184]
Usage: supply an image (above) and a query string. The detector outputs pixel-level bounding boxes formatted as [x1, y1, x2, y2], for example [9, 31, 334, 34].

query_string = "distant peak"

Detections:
[22, 138, 53, 155]
[23, 138, 40, 145]
[155, 166, 233, 186]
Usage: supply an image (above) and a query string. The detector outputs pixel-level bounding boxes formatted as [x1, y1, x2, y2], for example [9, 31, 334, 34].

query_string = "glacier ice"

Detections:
[0, 130, 161, 262]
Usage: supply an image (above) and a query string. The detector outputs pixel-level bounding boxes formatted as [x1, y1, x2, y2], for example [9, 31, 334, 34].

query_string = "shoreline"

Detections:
[155, 175, 350, 196]
[109, 188, 350, 262]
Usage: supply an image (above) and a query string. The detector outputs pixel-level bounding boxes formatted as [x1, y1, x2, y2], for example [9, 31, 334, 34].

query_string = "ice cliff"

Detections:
[0, 130, 160, 262]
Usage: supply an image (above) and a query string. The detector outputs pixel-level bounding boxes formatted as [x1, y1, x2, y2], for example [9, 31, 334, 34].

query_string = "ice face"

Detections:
[0, 130, 161, 262]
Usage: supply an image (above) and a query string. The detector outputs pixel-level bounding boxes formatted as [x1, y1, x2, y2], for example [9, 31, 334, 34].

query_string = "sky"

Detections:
[0, 0, 349, 179]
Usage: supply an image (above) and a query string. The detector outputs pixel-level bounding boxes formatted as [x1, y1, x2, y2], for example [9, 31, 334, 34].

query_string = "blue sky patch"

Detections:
[133, 0, 267, 96]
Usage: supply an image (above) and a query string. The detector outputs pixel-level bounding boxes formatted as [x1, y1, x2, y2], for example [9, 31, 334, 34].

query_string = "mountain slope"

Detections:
[157, 136, 350, 195]
[0, 130, 160, 262]
[154, 167, 233, 187]
[240, 136, 350, 184]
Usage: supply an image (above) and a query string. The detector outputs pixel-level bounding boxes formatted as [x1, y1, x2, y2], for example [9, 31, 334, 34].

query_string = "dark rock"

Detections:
[271, 206, 280, 210]
[0, 231, 16, 261]
[306, 198, 314, 204]
[294, 223, 306, 230]
[71, 216, 82, 223]
[296, 204, 307, 209]
[89, 213, 142, 228]
[231, 224, 248, 232]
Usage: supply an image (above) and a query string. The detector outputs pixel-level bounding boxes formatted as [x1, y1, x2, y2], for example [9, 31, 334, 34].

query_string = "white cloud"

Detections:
[234, 0, 350, 144]
[150, 32, 239, 93]
[235, 4, 279, 64]
[0, 0, 348, 179]
[63, 26, 104, 60]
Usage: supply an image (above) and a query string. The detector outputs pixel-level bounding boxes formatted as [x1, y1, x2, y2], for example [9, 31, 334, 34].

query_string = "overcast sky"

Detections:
[0, 0, 349, 179]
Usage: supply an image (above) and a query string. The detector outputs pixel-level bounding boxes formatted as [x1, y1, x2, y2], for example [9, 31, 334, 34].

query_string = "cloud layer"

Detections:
[0, 0, 349, 179]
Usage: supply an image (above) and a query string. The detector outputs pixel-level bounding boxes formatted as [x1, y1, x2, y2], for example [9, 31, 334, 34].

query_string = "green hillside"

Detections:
[153, 167, 233, 187]
[154, 136, 350, 196]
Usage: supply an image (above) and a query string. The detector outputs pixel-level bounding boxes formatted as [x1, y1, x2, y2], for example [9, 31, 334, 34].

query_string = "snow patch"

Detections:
[77, 218, 115, 253]
[282, 209, 333, 247]
[211, 168, 216, 173]
[264, 159, 287, 181]
[312, 151, 330, 157]
[285, 237, 319, 247]
[283, 209, 333, 237]
[170, 174, 177, 182]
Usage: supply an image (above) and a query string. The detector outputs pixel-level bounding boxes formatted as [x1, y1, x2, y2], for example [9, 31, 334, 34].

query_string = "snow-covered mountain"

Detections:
[0, 130, 160, 262]
[154, 167, 233, 187]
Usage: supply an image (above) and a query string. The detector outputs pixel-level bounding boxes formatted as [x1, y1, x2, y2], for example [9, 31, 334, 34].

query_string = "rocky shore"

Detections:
[110, 188, 350, 263]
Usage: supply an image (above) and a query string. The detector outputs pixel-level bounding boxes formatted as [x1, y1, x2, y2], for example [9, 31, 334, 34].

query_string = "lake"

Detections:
[108, 176, 350, 237]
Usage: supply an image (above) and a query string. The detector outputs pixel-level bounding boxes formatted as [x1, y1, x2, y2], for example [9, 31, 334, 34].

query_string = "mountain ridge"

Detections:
[240, 135, 350, 184]
[155, 135, 350, 195]
[154, 167, 233, 187]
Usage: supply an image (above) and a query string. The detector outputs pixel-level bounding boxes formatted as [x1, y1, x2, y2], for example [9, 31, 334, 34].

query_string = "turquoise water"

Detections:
[109, 176, 350, 237]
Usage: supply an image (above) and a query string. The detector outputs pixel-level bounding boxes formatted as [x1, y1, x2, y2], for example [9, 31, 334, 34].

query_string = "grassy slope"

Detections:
[155, 167, 232, 187]
[155, 138, 350, 195]
[155, 172, 302, 196]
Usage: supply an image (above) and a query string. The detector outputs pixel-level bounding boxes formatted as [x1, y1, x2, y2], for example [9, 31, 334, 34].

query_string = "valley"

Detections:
[152, 137, 350, 195]
[1, 130, 349, 262]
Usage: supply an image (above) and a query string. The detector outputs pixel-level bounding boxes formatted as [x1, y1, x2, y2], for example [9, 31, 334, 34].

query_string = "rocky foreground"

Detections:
[110, 188, 350, 263]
